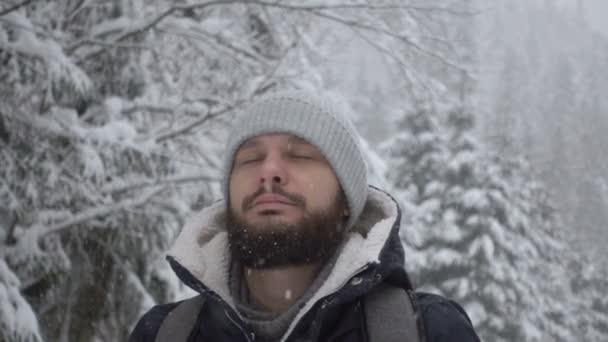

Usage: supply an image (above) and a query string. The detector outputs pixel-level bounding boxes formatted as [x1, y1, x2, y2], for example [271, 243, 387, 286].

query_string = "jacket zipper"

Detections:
[281, 263, 373, 342]
[225, 309, 255, 342]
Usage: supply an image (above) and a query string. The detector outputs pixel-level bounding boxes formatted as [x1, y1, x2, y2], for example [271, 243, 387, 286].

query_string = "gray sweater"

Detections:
[230, 259, 336, 342]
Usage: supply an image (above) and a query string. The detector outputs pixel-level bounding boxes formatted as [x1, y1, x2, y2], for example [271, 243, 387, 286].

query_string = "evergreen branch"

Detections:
[2, 109, 211, 168]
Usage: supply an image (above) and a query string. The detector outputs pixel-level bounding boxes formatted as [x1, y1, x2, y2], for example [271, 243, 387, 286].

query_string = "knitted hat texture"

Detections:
[222, 90, 368, 229]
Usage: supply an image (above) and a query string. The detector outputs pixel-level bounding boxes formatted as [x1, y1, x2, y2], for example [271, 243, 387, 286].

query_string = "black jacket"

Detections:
[129, 187, 480, 342]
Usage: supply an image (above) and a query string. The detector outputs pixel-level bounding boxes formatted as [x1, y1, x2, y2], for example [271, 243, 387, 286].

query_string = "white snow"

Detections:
[87, 120, 138, 145]
[0, 260, 42, 342]
[79, 145, 105, 180]
[104, 97, 124, 119]
[467, 234, 495, 261]
[89, 17, 133, 37]
[464, 301, 487, 327]
[461, 188, 489, 209]
[431, 248, 462, 267]
[2, 13, 93, 96]
[440, 222, 464, 243]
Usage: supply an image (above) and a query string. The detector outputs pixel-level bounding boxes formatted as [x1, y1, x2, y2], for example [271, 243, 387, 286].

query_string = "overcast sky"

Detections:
[585, 0, 608, 35]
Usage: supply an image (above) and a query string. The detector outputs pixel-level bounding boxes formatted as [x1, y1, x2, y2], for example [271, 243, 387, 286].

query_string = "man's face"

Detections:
[227, 133, 346, 268]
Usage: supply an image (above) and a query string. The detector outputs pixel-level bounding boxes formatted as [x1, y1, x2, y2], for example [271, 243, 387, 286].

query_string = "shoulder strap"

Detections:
[364, 284, 423, 342]
[155, 295, 206, 342]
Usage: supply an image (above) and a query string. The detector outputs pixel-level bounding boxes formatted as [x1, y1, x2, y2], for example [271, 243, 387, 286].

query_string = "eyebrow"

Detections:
[238, 139, 260, 151]
[236, 135, 312, 154]
[287, 136, 310, 146]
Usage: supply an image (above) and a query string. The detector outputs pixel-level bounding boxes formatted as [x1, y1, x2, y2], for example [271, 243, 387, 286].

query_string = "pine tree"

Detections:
[386, 105, 575, 341]
[565, 254, 608, 340]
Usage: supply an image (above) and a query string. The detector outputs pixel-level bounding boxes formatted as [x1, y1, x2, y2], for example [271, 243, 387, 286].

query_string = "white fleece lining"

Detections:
[167, 187, 399, 341]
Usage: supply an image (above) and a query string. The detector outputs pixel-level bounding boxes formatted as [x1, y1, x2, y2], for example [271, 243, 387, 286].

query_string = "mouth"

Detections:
[251, 194, 296, 209]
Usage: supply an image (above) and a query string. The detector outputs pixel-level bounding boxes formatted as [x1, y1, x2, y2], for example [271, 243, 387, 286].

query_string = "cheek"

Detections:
[229, 172, 249, 212]
[300, 169, 341, 205]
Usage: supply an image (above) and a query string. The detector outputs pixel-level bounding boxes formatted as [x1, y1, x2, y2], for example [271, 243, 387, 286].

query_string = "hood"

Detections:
[166, 186, 410, 337]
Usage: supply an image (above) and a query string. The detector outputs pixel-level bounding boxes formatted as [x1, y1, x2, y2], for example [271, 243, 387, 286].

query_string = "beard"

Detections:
[226, 185, 346, 269]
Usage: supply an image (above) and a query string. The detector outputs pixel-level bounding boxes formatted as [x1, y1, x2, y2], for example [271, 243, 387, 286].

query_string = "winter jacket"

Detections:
[129, 187, 481, 342]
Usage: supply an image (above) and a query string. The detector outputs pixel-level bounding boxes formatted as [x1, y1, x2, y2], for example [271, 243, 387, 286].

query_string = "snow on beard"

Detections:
[226, 184, 347, 269]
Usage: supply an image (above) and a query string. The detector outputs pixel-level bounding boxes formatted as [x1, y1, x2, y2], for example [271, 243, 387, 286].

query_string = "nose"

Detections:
[259, 153, 287, 187]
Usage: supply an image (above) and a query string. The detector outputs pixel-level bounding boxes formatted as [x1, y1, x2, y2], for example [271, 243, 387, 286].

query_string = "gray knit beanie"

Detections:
[222, 90, 368, 230]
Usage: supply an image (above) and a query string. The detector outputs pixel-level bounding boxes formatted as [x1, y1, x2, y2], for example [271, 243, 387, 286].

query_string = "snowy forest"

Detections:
[1, 0, 607, 341]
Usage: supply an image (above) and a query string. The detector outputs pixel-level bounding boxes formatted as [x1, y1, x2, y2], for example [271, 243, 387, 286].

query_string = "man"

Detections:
[129, 90, 481, 342]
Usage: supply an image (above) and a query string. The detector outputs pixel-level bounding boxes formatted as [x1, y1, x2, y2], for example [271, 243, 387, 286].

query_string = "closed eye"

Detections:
[235, 154, 263, 166]
[240, 158, 261, 164]
[288, 150, 317, 160]
[292, 154, 313, 160]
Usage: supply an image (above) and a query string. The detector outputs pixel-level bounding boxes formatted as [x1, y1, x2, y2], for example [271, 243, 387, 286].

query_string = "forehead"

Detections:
[237, 133, 313, 151]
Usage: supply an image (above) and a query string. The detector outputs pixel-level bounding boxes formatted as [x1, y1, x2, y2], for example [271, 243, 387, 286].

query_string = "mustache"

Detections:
[242, 184, 306, 211]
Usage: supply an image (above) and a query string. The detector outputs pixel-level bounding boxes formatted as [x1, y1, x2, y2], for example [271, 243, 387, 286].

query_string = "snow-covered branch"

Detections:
[156, 24, 268, 67]
[37, 187, 165, 238]
[150, 49, 291, 143]
[122, 103, 209, 117]
[74, 0, 470, 68]
[75, 0, 243, 60]
[306, 9, 466, 73]
[352, 29, 440, 106]
[153, 104, 236, 142]
[247, 0, 477, 15]
[0, 0, 35, 17]
[0, 13, 93, 97]
[101, 174, 218, 194]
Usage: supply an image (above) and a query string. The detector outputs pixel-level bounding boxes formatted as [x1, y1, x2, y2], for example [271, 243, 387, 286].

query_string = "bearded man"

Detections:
[129, 90, 480, 342]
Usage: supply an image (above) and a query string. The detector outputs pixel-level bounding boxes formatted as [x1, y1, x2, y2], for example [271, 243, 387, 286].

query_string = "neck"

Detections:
[244, 264, 321, 313]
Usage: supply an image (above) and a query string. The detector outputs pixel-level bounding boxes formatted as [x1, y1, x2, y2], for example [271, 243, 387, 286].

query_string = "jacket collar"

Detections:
[167, 186, 407, 338]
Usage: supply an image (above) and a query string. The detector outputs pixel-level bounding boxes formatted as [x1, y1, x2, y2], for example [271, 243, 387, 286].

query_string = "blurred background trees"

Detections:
[1, 0, 607, 341]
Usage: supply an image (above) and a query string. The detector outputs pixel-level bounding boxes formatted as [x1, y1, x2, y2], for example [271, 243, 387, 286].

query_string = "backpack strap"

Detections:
[155, 295, 206, 342]
[364, 284, 423, 342]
